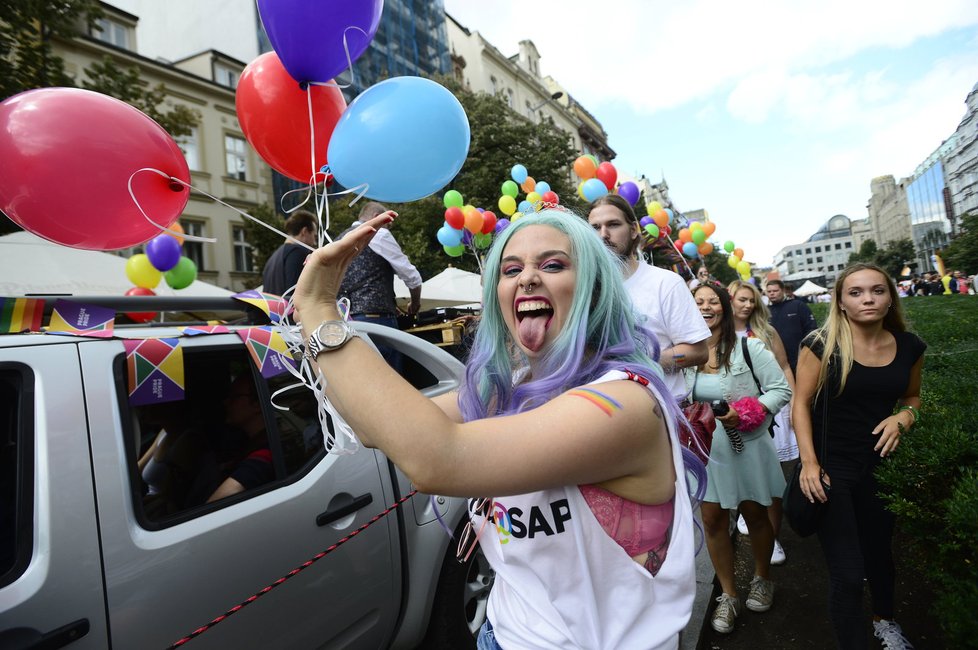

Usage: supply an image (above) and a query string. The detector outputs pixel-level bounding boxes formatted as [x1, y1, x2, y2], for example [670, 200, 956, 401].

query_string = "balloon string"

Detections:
[127, 168, 216, 243]
[301, 25, 368, 93]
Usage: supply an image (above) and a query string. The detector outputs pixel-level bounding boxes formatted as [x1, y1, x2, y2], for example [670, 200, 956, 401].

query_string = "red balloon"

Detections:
[124, 286, 157, 323]
[445, 206, 465, 229]
[0, 88, 190, 250]
[595, 162, 617, 191]
[541, 190, 559, 204]
[480, 210, 497, 234]
[236, 52, 347, 183]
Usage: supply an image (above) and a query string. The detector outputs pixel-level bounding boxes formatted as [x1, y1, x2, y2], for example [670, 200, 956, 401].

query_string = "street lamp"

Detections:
[531, 91, 564, 112]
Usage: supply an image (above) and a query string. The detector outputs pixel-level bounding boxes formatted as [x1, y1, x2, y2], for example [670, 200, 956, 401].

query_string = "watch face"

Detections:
[321, 321, 350, 347]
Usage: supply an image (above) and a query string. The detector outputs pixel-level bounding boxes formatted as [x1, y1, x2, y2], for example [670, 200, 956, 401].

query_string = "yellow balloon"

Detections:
[126, 253, 162, 289]
[526, 191, 542, 204]
[577, 182, 586, 200]
[512, 211, 524, 221]
[737, 260, 751, 275]
[647, 201, 662, 214]
[498, 194, 517, 216]
[727, 255, 740, 268]
[689, 221, 703, 231]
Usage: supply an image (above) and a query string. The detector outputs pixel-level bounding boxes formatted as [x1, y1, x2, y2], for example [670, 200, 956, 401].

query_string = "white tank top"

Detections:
[476, 371, 696, 649]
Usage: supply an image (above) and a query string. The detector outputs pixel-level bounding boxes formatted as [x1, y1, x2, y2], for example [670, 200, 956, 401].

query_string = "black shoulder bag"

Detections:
[782, 394, 830, 537]
[741, 337, 777, 437]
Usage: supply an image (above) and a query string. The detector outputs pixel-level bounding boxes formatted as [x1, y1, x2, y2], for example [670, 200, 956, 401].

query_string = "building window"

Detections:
[835, 243, 841, 250]
[805, 247, 812, 254]
[176, 127, 201, 171]
[182, 220, 206, 271]
[526, 100, 535, 119]
[815, 246, 822, 253]
[817, 256, 823, 263]
[232, 225, 254, 272]
[845, 242, 852, 248]
[506, 89, 514, 107]
[490, 76, 497, 94]
[215, 64, 238, 89]
[92, 17, 131, 49]
[225, 135, 247, 181]
[807, 258, 813, 264]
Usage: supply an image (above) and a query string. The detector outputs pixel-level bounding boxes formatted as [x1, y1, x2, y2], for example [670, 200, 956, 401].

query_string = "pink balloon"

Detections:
[0, 88, 190, 250]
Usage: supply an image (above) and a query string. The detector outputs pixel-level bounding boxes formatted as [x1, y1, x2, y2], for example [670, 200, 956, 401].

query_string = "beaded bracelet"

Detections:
[894, 404, 920, 426]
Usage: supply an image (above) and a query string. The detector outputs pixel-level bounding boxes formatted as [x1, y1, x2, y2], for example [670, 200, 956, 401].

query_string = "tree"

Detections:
[874, 238, 916, 278]
[848, 239, 878, 264]
[0, 0, 103, 100]
[240, 204, 286, 277]
[82, 57, 200, 138]
[943, 212, 978, 273]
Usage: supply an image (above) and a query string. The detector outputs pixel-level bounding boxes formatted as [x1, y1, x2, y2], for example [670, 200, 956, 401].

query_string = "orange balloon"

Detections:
[521, 176, 536, 193]
[678, 228, 692, 243]
[573, 156, 597, 180]
[698, 242, 714, 256]
[165, 221, 185, 245]
[652, 210, 669, 228]
[463, 207, 484, 234]
[734, 248, 744, 259]
[702, 221, 716, 237]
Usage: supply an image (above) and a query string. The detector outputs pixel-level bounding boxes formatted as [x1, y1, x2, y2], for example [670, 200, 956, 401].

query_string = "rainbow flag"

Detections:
[0, 297, 45, 333]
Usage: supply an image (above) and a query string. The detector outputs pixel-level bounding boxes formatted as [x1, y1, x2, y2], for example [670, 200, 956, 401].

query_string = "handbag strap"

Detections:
[741, 336, 763, 394]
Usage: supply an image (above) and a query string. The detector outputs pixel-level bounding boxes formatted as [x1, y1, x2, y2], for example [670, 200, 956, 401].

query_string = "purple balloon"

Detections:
[462, 229, 474, 246]
[495, 218, 510, 233]
[618, 181, 640, 206]
[257, 0, 384, 84]
[639, 216, 654, 228]
[145, 233, 182, 272]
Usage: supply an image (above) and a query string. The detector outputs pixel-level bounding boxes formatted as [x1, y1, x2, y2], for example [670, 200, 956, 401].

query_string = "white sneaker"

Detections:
[771, 539, 786, 565]
[711, 593, 740, 634]
[745, 576, 775, 612]
[737, 514, 748, 535]
[873, 619, 914, 649]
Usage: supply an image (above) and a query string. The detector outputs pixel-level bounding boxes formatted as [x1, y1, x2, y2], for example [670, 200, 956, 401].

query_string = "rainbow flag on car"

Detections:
[0, 297, 45, 333]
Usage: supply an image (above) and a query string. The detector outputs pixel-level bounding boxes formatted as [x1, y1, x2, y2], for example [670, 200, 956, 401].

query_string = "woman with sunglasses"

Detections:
[294, 209, 705, 649]
[793, 264, 924, 649]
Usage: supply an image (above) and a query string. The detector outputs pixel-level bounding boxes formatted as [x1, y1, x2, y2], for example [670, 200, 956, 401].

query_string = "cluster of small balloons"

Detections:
[122, 223, 198, 322]
[673, 220, 718, 259]
[637, 201, 675, 246]
[496, 164, 559, 219]
[437, 190, 510, 258]
[723, 241, 753, 280]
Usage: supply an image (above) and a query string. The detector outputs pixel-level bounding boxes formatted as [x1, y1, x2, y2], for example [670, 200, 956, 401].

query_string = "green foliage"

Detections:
[848, 239, 878, 264]
[82, 57, 200, 138]
[703, 251, 738, 285]
[0, 0, 102, 100]
[240, 204, 286, 274]
[943, 212, 978, 273]
[868, 295, 978, 645]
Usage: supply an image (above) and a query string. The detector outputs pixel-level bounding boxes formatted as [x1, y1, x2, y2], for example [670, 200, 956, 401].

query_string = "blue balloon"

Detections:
[582, 178, 608, 202]
[436, 224, 463, 247]
[535, 181, 551, 196]
[682, 242, 699, 258]
[511, 164, 528, 184]
[518, 200, 534, 214]
[328, 77, 471, 202]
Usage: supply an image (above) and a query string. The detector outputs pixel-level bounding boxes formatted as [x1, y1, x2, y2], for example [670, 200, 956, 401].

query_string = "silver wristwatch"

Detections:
[303, 320, 358, 360]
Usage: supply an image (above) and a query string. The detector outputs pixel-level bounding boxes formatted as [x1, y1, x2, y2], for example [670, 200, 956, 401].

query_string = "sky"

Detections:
[443, 0, 978, 266]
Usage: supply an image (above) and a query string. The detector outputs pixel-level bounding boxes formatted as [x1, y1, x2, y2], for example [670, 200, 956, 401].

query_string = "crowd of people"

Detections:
[905, 270, 973, 296]
[280, 200, 925, 649]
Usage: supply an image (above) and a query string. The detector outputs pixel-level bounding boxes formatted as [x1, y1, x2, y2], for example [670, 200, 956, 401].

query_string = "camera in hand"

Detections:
[710, 400, 730, 417]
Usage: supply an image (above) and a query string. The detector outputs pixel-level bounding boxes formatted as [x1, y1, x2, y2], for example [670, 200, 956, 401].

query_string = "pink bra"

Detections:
[580, 484, 674, 575]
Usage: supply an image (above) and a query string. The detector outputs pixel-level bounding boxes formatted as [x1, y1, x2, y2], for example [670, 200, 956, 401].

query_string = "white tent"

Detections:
[793, 279, 829, 297]
[0, 231, 233, 297]
[395, 267, 483, 311]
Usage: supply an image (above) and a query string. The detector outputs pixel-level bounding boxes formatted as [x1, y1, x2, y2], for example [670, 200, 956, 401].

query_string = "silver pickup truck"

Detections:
[0, 297, 490, 649]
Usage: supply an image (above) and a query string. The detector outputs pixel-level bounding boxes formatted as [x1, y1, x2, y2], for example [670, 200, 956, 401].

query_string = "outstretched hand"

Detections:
[293, 211, 396, 322]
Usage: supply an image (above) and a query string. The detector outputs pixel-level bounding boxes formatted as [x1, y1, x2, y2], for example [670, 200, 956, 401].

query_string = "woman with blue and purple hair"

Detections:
[294, 208, 705, 649]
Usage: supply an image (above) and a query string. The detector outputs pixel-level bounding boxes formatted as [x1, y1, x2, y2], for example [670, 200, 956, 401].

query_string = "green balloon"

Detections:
[723, 240, 736, 253]
[164, 256, 197, 290]
[443, 243, 466, 258]
[501, 180, 519, 198]
[443, 190, 464, 209]
[644, 224, 659, 238]
[692, 230, 707, 245]
[474, 232, 493, 249]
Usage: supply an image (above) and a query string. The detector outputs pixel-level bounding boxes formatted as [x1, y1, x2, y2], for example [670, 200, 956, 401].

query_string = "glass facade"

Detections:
[906, 160, 951, 272]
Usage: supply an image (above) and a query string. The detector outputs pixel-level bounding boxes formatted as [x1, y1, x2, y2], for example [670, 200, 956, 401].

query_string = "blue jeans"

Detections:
[350, 313, 403, 374]
[477, 619, 502, 650]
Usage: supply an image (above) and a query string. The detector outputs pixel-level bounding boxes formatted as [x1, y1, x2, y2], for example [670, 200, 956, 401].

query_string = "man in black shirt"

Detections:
[261, 210, 318, 296]
[766, 279, 818, 372]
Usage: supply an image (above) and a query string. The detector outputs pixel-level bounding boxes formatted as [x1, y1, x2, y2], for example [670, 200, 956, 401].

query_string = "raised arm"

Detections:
[293, 215, 674, 501]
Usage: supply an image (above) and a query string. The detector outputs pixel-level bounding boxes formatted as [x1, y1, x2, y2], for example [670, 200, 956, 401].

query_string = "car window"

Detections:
[125, 346, 326, 526]
[0, 365, 33, 588]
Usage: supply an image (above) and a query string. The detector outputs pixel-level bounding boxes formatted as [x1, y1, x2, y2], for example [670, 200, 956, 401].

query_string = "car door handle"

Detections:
[316, 493, 374, 527]
[0, 618, 90, 649]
